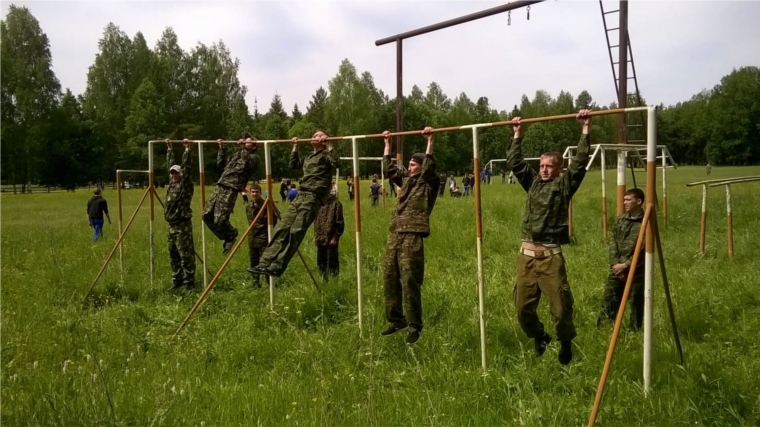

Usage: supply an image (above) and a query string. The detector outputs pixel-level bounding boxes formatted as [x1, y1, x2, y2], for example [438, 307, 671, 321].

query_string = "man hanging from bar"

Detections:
[246, 183, 276, 288]
[313, 182, 344, 279]
[165, 139, 196, 292]
[507, 109, 591, 365]
[598, 187, 645, 330]
[202, 134, 259, 255]
[249, 131, 336, 277]
[380, 127, 440, 345]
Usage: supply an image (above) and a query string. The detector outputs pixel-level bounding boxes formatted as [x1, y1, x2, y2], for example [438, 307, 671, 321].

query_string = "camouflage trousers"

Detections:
[383, 232, 425, 331]
[258, 191, 320, 275]
[202, 184, 239, 242]
[168, 220, 196, 287]
[599, 273, 644, 330]
[513, 252, 576, 342]
[371, 195, 379, 206]
[249, 244, 264, 286]
[316, 244, 339, 278]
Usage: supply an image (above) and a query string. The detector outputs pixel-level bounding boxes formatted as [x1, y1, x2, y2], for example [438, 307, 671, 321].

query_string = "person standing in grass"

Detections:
[249, 131, 336, 278]
[313, 184, 344, 279]
[370, 178, 381, 207]
[87, 187, 111, 242]
[506, 109, 591, 365]
[202, 134, 259, 256]
[380, 127, 440, 345]
[245, 183, 276, 288]
[165, 139, 196, 292]
[598, 187, 646, 330]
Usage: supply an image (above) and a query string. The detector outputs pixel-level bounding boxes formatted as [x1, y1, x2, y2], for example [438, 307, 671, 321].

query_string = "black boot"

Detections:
[534, 333, 552, 357]
[559, 341, 573, 365]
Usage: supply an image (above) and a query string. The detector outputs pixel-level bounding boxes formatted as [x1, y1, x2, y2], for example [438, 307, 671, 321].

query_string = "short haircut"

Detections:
[291, 184, 297, 189]
[94, 188, 102, 195]
[625, 187, 645, 202]
[250, 183, 261, 191]
[244, 132, 251, 139]
[540, 152, 563, 166]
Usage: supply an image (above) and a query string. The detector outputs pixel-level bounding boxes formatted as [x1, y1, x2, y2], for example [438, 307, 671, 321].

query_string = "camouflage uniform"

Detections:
[314, 193, 344, 278]
[246, 197, 276, 286]
[256, 148, 336, 275]
[600, 211, 645, 329]
[383, 154, 441, 332]
[165, 149, 196, 288]
[507, 134, 590, 343]
[370, 182, 381, 207]
[202, 145, 259, 243]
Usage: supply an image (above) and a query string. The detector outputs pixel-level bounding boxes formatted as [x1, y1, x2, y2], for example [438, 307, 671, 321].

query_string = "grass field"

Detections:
[2, 165, 760, 426]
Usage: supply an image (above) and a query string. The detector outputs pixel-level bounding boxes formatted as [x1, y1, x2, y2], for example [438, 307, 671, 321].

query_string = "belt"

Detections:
[520, 247, 562, 259]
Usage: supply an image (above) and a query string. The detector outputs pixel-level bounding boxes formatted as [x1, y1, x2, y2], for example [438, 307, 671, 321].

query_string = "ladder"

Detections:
[599, 1, 648, 170]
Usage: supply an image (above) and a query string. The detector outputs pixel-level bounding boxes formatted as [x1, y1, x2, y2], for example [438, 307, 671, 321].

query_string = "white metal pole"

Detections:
[148, 142, 155, 287]
[264, 142, 275, 308]
[198, 143, 208, 288]
[617, 149, 626, 216]
[351, 137, 364, 334]
[662, 147, 668, 225]
[472, 127, 487, 372]
[601, 147, 608, 241]
[643, 106, 657, 394]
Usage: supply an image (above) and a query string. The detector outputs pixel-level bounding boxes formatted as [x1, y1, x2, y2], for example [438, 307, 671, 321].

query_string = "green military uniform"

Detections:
[165, 149, 196, 289]
[202, 145, 259, 243]
[507, 133, 590, 343]
[600, 211, 645, 329]
[255, 148, 336, 276]
[246, 197, 276, 287]
[383, 153, 441, 332]
[314, 193, 344, 278]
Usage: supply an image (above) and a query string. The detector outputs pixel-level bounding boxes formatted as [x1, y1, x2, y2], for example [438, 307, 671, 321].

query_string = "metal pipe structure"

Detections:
[351, 138, 364, 334]
[643, 105, 657, 394]
[148, 148, 155, 287]
[83, 187, 151, 303]
[339, 157, 386, 207]
[568, 156, 574, 237]
[661, 147, 668, 225]
[588, 203, 653, 427]
[650, 213, 684, 366]
[173, 198, 271, 338]
[726, 185, 734, 260]
[472, 127, 488, 372]
[616, 0, 629, 216]
[375, 0, 544, 161]
[197, 143, 208, 288]
[115, 169, 151, 281]
[264, 142, 276, 308]
[601, 148, 608, 241]
[699, 184, 708, 254]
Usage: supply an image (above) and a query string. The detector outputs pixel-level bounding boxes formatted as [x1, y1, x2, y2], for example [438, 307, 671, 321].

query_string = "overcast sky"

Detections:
[3, 0, 760, 114]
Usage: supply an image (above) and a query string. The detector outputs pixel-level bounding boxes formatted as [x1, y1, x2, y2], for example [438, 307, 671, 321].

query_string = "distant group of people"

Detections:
[87, 109, 654, 359]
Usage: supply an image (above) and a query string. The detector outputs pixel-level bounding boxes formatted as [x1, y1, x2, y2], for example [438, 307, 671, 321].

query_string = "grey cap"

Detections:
[411, 153, 425, 165]
[169, 165, 181, 174]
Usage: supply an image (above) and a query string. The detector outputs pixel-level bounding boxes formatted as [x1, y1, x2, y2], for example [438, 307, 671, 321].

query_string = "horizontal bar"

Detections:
[339, 157, 384, 161]
[686, 176, 760, 187]
[375, 0, 544, 46]
[116, 169, 150, 174]
[604, 10, 620, 14]
[596, 144, 667, 150]
[607, 27, 619, 31]
[148, 140, 251, 144]
[707, 177, 760, 188]
[609, 44, 619, 48]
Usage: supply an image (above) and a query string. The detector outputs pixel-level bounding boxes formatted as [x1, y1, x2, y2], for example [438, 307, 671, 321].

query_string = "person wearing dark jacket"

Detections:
[87, 188, 111, 242]
[380, 127, 440, 345]
[165, 139, 196, 291]
[201, 134, 259, 255]
[314, 188, 344, 278]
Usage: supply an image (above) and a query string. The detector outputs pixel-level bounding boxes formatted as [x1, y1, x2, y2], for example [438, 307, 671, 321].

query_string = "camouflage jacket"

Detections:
[385, 154, 441, 237]
[609, 211, 645, 275]
[314, 194, 344, 246]
[164, 149, 194, 224]
[217, 146, 259, 191]
[290, 148, 336, 205]
[506, 134, 590, 246]
[245, 198, 276, 248]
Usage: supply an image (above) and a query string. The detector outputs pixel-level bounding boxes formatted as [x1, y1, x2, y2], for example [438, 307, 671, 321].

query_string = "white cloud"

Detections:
[3, 0, 759, 120]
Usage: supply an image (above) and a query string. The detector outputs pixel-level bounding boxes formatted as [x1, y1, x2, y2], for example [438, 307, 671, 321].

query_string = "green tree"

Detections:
[0, 5, 61, 192]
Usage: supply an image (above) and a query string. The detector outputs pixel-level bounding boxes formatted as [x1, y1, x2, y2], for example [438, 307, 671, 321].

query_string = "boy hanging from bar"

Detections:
[507, 109, 591, 365]
[598, 187, 646, 330]
[165, 139, 196, 292]
[245, 183, 276, 288]
[380, 126, 440, 345]
[313, 182, 344, 279]
[250, 131, 335, 277]
[202, 134, 259, 255]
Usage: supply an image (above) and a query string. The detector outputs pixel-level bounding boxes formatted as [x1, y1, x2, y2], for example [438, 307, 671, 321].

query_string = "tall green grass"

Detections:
[2, 166, 759, 425]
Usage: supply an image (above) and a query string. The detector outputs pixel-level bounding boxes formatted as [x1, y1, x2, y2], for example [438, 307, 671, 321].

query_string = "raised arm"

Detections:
[420, 127, 440, 187]
[181, 139, 193, 185]
[562, 109, 591, 198]
[382, 131, 405, 187]
[505, 117, 537, 192]
[216, 139, 227, 168]
[166, 139, 175, 171]
[289, 137, 302, 170]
